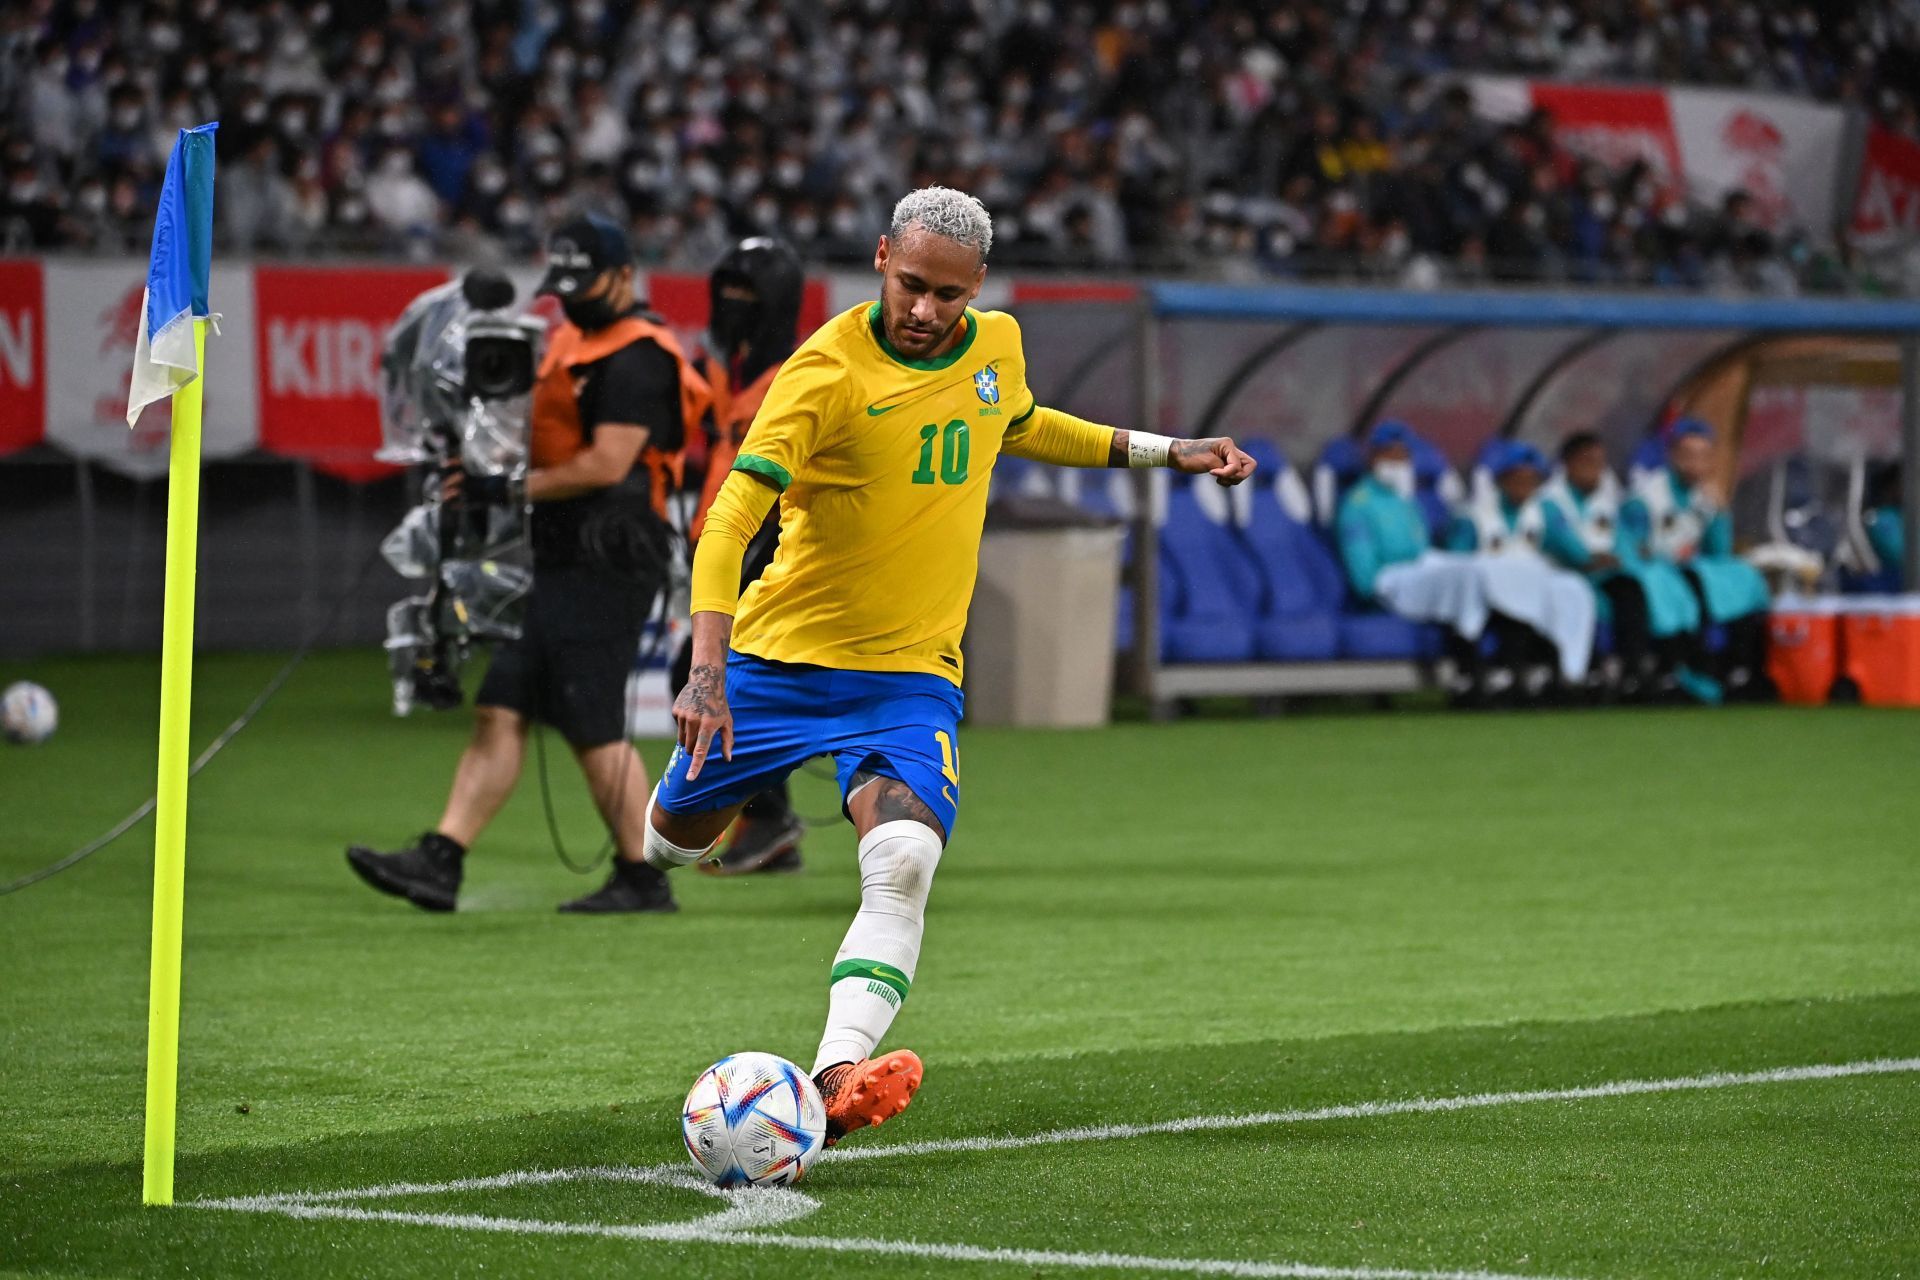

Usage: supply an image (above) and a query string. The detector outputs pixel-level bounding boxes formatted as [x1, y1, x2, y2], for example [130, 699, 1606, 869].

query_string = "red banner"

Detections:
[1525, 82, 1684, 191]
[0, 260, 46, 455]
[253, 264, 449, 480]
[1851, 124, 1920, 247]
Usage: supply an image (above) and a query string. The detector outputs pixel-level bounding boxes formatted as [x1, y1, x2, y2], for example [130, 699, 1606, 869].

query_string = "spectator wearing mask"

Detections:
[1621, 418, 1772, 698]
[1541, 431, 1708, 701]
[1338, 421, 1514, 702]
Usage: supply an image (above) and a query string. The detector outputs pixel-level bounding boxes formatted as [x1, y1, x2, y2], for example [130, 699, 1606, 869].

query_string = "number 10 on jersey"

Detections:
[913, 420, 970, 486]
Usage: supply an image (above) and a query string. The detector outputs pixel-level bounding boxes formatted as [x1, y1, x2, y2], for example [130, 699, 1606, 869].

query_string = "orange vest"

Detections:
[691, 353, 783, 539]
[531, 314, 712, 518]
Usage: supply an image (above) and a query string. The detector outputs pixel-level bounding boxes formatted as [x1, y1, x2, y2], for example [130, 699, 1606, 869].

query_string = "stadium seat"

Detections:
[1071, 470, 1153, 655]
[1628, 434, 1667, 488]
[1335, 611, 1444, 660]
[1158, 480, 1259, 662]
[989, 454, 1061, 503]
[1233, 441, 1340, 661]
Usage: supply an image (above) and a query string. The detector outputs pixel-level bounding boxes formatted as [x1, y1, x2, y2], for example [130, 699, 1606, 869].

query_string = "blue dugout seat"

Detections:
[1236, 440, 1444, 662]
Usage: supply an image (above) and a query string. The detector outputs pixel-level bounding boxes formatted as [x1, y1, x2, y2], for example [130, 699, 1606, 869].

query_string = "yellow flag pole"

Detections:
[142, 316, 207, 1207]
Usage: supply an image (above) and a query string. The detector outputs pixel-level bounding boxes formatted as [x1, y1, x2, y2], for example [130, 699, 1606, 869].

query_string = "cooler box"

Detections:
[1840, 595, 1920, 708]
[1766, 596, 1841, 706]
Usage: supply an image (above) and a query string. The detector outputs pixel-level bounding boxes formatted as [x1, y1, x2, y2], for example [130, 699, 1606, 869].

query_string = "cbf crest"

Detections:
[973, 365, 1000, 406]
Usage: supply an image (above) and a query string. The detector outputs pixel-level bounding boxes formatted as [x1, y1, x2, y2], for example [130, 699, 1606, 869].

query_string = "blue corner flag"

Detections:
[127, 122, 218, 428]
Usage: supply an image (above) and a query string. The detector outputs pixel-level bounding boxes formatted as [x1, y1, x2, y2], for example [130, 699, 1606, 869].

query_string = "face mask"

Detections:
[561, 292, 622, 330]
[709, 294, 760, 354]
[1373, 459, 1416, 498]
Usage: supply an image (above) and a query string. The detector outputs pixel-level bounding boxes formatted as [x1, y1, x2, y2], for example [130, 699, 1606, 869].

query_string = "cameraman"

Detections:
[349, 214, 710, 914]
[676, 236, 809, 876]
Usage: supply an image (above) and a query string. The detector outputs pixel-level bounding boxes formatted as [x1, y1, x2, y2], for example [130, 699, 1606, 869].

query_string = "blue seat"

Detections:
[1159, 481, 1258, 662]
[1249, 438, 1448, 662]
[1073, 471, 1150, 655]
[1337, 612, 1442, 660]
[1235, 440, 1341, 661]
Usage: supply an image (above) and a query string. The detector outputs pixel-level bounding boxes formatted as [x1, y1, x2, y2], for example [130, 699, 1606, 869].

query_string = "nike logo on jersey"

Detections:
[866, 402, 905, 416]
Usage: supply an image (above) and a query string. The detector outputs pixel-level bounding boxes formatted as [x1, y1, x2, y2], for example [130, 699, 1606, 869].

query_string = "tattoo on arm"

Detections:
[1169, 438, 1213, 469]
[850, 771, 947, 841]
[1107, 430, 1130, 468]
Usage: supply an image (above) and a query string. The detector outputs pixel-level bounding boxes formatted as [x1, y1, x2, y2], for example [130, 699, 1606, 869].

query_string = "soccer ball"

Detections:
[681, 1052, 827, 1187]
[2, 681, 58, 745]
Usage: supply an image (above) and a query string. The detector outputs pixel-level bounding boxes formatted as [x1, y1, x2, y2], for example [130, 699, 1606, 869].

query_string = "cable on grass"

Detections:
[1, 543, 389, 896]
[530, 586, 674, 877]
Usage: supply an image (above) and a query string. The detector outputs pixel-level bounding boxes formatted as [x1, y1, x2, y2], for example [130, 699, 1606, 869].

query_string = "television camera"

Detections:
[377, 270, 545, 715]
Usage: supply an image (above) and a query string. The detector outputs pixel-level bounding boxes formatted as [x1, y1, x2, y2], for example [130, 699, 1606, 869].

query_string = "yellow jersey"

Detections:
[690, 301, 1113, 684]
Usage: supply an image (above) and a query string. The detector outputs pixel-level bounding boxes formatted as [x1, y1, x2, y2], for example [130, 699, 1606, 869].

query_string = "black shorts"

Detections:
[475, 564, 652, 748]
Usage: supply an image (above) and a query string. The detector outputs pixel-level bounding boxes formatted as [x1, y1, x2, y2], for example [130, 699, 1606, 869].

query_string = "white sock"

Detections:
[812, 819, 943, 1074]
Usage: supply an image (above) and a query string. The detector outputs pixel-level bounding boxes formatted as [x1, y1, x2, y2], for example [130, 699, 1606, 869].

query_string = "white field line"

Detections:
[186, 1056, 1920, 1280]
[821, 1055, 1920, 1164]
[191, 1197, 1569, 1280]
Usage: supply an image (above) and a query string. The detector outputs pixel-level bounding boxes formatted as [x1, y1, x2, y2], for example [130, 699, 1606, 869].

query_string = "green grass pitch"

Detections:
[3, 650, 1917, 1279]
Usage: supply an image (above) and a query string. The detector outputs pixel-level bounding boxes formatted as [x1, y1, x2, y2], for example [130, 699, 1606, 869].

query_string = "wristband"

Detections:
[1127, 431, 1173, 469]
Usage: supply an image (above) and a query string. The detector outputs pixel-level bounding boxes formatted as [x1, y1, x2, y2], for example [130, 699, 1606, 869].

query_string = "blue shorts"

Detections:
[656, 652, 965, 838]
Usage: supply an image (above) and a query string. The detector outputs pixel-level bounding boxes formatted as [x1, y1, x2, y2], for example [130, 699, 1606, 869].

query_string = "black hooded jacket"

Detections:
[708, 236, 804, 388]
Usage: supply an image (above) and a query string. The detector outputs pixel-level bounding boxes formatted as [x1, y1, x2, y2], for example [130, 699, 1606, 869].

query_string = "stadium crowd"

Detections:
[2, 0, 1916, 290]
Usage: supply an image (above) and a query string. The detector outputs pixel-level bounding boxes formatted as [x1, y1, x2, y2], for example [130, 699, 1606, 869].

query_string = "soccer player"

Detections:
[644, 187, 1255, 1145]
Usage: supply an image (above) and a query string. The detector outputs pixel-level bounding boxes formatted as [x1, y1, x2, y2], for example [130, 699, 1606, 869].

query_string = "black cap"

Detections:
[536, 213, 632, 298]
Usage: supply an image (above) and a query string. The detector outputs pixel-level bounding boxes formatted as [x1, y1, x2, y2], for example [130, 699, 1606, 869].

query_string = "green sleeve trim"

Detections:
[831, 958, 911, 1003]
[1008, 400, 1037, 428]
[732, 453, 792, 492]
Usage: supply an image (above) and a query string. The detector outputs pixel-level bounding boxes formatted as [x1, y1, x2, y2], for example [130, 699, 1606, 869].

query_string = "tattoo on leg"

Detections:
[850, 770, 945, 839]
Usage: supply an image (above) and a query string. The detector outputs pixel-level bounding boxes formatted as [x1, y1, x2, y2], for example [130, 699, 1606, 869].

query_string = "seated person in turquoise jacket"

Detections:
[1865, 462, 1904, 589]
[1621, 418, 1771, 697]
[1541, 431, 1710, 701]
[1336, 421, 1431, 601]
[1338, 422, 1565, 702]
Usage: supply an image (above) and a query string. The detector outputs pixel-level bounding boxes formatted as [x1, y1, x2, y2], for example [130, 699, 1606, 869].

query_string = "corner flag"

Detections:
[136, 121, 218, 1209]
[127, 123, 218, 428]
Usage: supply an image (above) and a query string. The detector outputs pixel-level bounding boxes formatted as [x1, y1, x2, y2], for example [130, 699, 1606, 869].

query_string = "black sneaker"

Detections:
[346, 832, 463, 912]
[559, 858, 679, 914]
[699, 812, 806, 877]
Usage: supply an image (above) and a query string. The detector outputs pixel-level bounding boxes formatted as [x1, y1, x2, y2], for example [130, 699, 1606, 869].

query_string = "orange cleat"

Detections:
[815, 1049, 923, 1146]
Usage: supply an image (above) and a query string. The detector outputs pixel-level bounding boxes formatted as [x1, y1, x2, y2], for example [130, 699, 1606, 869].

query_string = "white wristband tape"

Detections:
[1127, 432, 1173, 469]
